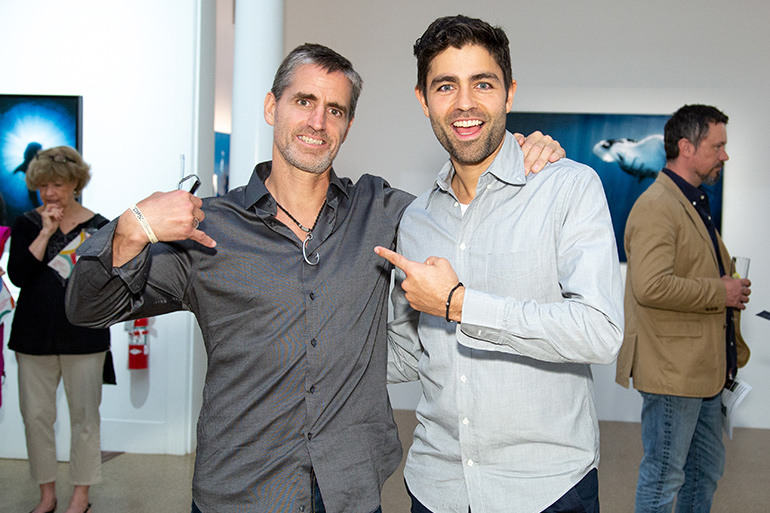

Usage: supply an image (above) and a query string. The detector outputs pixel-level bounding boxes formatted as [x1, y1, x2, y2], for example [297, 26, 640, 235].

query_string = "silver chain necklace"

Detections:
[275, 199, 326, 265]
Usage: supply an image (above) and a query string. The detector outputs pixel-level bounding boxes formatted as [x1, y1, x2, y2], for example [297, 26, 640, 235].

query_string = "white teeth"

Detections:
[299, 135, 324, 145]
[453, 119, 482, 128]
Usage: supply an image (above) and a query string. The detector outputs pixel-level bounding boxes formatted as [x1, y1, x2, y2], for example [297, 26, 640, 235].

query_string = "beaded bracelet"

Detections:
[445, 281, 463, 322]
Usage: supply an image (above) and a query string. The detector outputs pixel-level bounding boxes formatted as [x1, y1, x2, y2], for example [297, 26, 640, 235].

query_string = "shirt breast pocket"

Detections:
[483, 250, 549, 300]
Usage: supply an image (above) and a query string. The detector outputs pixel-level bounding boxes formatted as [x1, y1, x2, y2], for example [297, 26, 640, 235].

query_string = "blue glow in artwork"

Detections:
[0, 95, 82, 227]
[506, 112, 723, 262]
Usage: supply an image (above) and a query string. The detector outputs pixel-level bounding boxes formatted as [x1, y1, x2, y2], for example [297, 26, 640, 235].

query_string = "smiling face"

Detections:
[265, 63, 354, 176]
[416, 44, 515, 170]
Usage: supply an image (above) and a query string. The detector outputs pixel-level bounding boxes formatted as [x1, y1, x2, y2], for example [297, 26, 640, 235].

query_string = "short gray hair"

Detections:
[271, 43, 363, 119]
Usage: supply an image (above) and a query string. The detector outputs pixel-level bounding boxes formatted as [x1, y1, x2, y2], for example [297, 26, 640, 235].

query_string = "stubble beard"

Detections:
[430, 111, 507, 166]
[276, 130, 336, 175]
[697, 166, 722, 186]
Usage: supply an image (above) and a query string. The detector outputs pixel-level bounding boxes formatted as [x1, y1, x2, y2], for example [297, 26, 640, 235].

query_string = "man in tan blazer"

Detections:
[616, 104, 751, 512]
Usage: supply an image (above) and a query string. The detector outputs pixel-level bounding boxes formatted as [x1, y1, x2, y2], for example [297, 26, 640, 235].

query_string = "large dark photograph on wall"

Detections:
[506, 112, 724, 262]
[0, 94, 82, 228]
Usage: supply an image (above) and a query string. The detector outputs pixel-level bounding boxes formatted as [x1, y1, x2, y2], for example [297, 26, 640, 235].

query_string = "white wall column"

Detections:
[229, 0, 283, 188]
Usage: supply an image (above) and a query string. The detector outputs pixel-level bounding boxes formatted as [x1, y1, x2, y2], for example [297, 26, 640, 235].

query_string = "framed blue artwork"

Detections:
[506, 112, 723, 262]
[0, 94, 83, 228]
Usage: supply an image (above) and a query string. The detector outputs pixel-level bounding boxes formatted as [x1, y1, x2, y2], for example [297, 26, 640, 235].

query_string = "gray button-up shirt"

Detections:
[66, 162, 414, 513]
[388, 133, 624, 513]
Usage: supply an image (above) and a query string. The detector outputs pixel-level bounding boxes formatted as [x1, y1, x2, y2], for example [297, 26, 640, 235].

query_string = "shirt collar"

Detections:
[433, 131, 526, 197]
[245, 161, 349, 213]
[661, 167, 708, 206]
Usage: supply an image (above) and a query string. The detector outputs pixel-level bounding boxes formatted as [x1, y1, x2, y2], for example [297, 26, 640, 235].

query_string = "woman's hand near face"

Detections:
[29, 204, 65, 261]
[40, 204, 64, 236]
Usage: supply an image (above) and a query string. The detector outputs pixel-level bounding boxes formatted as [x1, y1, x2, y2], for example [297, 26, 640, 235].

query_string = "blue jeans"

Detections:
[635, 392, 724, 513]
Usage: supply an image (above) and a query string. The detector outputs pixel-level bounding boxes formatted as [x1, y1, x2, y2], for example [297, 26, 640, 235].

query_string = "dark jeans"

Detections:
[407, 468, 599, 513]
[191, 475, 383, 513]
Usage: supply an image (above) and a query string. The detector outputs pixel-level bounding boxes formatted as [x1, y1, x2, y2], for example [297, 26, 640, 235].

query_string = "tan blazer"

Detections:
[616, 172, 749, 397]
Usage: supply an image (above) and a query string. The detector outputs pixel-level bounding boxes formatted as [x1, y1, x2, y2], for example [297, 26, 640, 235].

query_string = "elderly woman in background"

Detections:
[8, 146, 110, 513]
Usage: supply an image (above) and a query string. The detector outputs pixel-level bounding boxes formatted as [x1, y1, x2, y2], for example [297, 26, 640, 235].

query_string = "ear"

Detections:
[678, 137, 695, 158]
[264, 92, 277, 127]
[415, 86, 430, 118]
[505, 80, 517, 113]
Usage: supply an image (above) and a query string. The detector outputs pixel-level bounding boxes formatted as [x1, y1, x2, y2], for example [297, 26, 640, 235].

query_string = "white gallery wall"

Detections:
[0, 0, 215, 458]
[284, 0, 770, 428]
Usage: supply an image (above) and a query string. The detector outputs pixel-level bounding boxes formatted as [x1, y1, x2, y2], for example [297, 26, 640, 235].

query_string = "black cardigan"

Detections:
[8, 210, 110, 355]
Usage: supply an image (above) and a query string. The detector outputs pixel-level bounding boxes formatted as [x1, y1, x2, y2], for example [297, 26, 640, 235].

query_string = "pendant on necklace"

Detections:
[275, 198, 326, 266]
[302, 232, 320, 266]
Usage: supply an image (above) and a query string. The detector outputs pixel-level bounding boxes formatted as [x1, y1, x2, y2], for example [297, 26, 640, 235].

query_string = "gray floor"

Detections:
[1, 411, 768, 512]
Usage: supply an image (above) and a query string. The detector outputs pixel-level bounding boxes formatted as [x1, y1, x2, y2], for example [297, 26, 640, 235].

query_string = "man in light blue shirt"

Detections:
[376, 15, 624, 513]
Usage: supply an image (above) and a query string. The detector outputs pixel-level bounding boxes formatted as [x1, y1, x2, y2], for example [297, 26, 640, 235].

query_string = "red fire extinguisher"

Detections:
[128, 318, 149, 369]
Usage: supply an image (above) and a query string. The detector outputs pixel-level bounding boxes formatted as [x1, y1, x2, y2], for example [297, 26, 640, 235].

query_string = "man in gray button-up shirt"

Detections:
[377, 15, 624, 513]
[68, 44, 410, 513]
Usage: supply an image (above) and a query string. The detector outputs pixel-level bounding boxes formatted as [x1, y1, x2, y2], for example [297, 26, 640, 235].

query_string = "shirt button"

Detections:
[460, 375, 467, 383]
[486, 184, 492, 189]
[299, 507, 306, 512]
[467, 459, 474, 467]
[459, 243, 466, 250]
[309, 386, 316, 394]
[454, 201, 459, 208]
[309, 292, 316, 300]
[307, 433, 313, 440]
[462, 418, 469, 426]
[310, 338, 317, 347]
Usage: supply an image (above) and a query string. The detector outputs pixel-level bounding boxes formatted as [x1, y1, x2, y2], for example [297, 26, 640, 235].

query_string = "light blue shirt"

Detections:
[388, 132, 624, 513]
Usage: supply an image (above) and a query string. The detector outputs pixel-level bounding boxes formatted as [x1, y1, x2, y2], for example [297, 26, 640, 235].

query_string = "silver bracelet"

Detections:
[130, 205, 159, 244]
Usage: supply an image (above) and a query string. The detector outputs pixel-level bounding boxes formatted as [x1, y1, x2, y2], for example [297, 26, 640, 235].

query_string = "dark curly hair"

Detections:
[414, 15, 513, 98]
